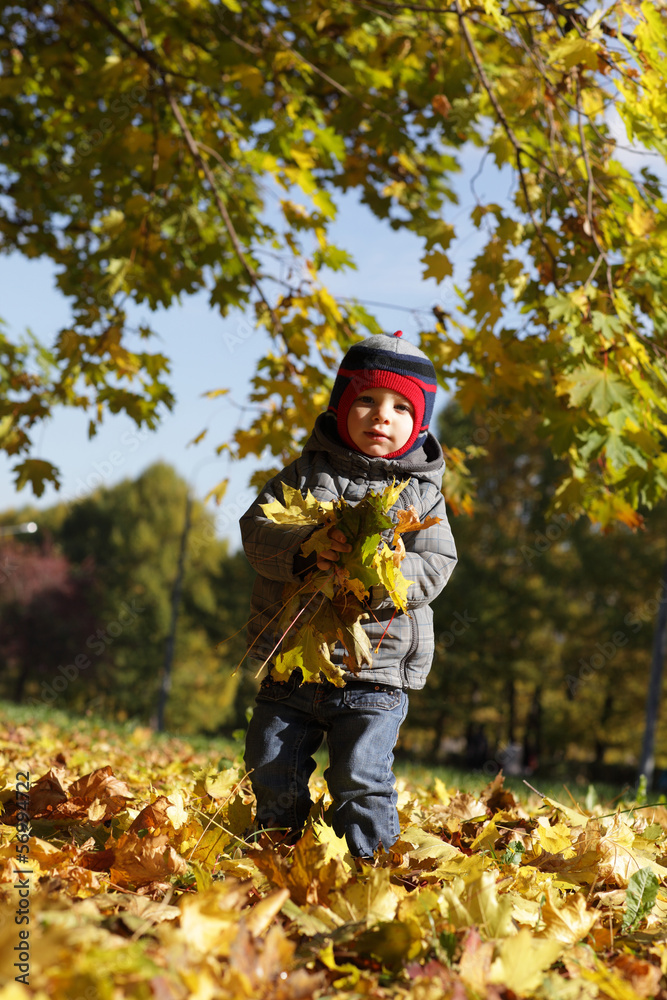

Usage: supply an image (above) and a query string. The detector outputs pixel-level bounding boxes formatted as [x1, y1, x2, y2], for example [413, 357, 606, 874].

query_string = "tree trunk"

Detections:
[430, 707, 449, 758]
[506, 676, 516, 744]
[156, 494, 192, 732]
[523, 685, 542, 771]
[13, 661, 28, 702]
[638, 554, 667, 790]
[594, 690, 614, 770]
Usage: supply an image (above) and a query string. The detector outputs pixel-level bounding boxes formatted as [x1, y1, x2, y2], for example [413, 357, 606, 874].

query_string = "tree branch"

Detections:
[367, 0, 547, 18]
[454, 0, 560, 282]
[275, 33, 396, 125]
[76, 0, 196, 80]
[132, 0, 160, 266]
[165, 91, 284, 335]
[527, 0, 636, 45]
[575, 72, 613, 295]
[213, 17, 263, 56]
[78, 0, 284, 337]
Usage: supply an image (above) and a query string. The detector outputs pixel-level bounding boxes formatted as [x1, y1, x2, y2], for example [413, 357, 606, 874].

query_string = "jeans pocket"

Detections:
[343, 687, 403, 711]
[256, 671, 300, 702]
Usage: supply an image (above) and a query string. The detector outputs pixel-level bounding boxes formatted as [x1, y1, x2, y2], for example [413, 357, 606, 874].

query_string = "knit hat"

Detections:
[327, 331, 438, 458]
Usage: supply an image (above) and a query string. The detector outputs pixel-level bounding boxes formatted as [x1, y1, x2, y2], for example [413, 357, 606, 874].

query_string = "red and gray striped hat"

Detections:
[327, 331, 438, 458]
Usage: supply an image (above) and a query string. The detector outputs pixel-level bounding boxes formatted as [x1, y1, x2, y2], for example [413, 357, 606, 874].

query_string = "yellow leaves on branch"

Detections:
[259, 480, 441, 683]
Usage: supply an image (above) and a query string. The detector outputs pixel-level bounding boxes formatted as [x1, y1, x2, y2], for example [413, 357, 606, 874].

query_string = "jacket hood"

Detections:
[303, 412, 445, 487]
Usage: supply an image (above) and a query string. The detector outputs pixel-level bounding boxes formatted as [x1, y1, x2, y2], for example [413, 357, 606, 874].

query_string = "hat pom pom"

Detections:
[393, 330, 403, 338]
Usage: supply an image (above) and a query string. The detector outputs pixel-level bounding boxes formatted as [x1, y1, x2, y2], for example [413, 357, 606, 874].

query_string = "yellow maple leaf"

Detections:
[489, 929, 563, 993]
[537, 886, 599, 945]
[165, 792, 189, 831]
[422, 250, 453, 283]
[398, 826, 465, 867]
[312, 818, 352, 867]
[335, 567, 368, 602]
[433, 776, 451, 806]
[596, 814, 667, 887]
[627, 201, 655, 238]
[536, 818, 577, 856]
[380, 478, 410, 509]
[443, 870, 516, 938]
[176, 880, 252, 955]
[260, 484, 333, 525]
[244, 888, 291, 938]
[375, 542, 412, 613]
[329, 867, 400, 925]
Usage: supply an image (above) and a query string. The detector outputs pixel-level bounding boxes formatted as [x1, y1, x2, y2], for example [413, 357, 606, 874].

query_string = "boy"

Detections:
[240, 331, 457, 858]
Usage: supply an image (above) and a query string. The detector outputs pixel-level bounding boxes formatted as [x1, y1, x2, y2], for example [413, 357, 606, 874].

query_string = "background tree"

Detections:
[0, 463, 255, 731]
[0, 536, 98, 704]
[1, 1, 667, 525]
[2, 449, 666, 775]
[414, 402, 667, 779]
[58, 462, 255, 730]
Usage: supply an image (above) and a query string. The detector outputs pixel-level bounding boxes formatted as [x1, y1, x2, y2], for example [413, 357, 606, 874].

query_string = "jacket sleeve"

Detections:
[239, 459, 319, 583]
[367, 488, 457, 611]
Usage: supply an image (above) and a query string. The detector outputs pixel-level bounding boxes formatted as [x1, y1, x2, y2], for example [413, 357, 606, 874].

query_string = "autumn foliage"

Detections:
[1, 715, 667, 997]
[2, 2, 667, 525]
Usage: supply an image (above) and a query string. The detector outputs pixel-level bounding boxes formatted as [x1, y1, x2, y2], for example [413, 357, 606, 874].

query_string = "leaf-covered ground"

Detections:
[1, 708, 666, 1000]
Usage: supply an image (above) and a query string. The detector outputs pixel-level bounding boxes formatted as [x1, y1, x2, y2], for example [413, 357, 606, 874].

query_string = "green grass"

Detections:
[0, 699, 644, 812]
[0, 698, 239, 757]
[392, 757, 634, 811]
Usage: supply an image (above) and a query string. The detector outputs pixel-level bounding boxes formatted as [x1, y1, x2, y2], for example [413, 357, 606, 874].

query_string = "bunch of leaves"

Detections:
[258, 480, 440, 684]
[2, 709, 667, 1000]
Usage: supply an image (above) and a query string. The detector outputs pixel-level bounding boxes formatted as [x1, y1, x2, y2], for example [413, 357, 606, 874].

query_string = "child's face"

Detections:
[347, 387, 415, 456]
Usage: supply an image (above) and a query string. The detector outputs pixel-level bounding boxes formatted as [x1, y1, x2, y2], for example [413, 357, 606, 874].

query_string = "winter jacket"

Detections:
[239, 413, 458, 689]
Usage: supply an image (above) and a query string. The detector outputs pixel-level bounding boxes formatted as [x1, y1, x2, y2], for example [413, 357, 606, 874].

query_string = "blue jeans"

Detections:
[244, 670, 409, 858]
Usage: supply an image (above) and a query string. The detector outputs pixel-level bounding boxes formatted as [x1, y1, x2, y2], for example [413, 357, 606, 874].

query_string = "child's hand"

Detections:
[317, 527, 352, 572]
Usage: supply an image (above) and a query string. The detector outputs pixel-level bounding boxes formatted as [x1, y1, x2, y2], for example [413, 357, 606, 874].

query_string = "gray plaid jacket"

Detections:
[240, 413, 458, 689]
